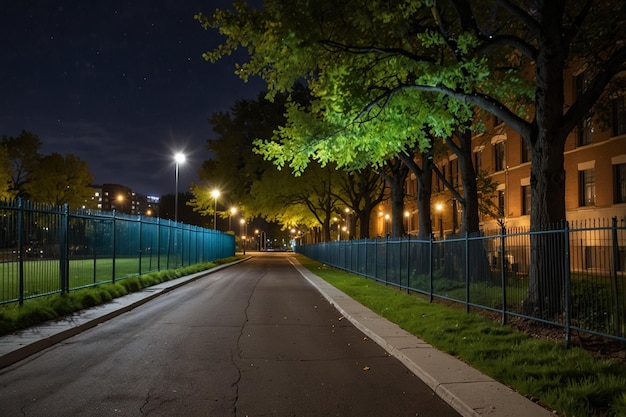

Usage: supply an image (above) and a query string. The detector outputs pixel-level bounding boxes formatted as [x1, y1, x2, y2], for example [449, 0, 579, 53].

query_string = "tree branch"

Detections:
[496, 0, 542, 37]
[318, 40, 436, 63]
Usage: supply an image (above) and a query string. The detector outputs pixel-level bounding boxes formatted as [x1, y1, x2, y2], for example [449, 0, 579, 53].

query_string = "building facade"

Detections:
[90, 184, 159, 217]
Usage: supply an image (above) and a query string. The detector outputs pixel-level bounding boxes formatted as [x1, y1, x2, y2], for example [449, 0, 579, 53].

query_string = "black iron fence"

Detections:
[0, 198, 235, 305]
[296, 217, 626, 344]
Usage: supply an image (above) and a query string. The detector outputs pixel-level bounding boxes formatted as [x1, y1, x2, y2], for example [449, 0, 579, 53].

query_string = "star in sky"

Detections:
[0, 0, 264, 197]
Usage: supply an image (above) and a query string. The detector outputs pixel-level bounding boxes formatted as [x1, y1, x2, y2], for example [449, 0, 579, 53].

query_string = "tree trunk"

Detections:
[399, 150, 433, 239]
[525, 0, 568, 317]
[456, 129, 480, 235]
[357, 210, 370, 239]
[382, 159, 409, 238]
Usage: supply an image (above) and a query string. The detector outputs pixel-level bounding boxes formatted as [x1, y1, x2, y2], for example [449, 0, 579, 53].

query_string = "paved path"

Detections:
[0, 253, 552, 417]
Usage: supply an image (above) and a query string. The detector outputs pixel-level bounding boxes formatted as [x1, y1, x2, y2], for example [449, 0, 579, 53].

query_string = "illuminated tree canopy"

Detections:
[198, 0, 626, 314]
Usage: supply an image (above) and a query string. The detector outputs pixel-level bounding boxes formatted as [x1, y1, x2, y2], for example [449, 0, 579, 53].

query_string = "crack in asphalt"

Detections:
[232, 270, 266, 417]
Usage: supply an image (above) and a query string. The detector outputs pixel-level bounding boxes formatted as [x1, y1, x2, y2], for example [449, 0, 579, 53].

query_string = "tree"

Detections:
[249, 163, 343, 242]
[334, 168, 386, 239]
[191, 87, 311, 218]
[199, 0, 626, 316]
[0, 145, 14, 201]
[24, 153, 94, 207]
[1, 130, 42, 198]
[379, 159, 409, 237]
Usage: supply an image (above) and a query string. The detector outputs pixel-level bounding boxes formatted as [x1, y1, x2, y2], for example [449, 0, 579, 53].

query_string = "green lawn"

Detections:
[0, 256, 185, 303]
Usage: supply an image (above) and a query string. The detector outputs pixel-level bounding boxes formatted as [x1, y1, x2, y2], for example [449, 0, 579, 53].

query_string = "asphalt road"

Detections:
[0, 253, 460, 417]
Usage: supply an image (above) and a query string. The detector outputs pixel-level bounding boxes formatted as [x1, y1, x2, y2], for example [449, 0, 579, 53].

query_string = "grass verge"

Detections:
[296, 255, 626, 417]
[0, 256, 243, 336]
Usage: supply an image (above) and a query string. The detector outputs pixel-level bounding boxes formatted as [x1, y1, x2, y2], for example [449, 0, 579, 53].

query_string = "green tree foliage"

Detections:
[196, 0, 522, 237]
[199, 0, 626, 315]
[250, 163, 343, 242]
[24, 153, 94, 207]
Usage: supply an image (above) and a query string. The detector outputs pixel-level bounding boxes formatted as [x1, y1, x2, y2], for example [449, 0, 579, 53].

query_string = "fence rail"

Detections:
[0, 198, 235, 305]
[296, 217, 626, 344]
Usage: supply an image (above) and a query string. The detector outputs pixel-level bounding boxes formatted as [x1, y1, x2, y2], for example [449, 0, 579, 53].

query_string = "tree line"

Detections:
[0, 130, 94, 207]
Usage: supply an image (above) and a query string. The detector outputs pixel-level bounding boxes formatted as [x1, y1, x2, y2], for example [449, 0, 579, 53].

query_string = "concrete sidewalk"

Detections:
[0, 256, 552, 417]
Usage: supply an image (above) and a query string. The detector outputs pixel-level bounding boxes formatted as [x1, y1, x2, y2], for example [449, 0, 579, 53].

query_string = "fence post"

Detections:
[500, 224, 507, 325]
[157, 217, 161, 271]
[564, 221, 571, 348]
[465, 231, 470, 314]
[406, 235, 411, 294]
[112, 211, 117, 283]
[384, 235, 389, 286]
[429, 234, 434, 303]
[17, 198, 24, 305]
[138, 215, 143, 276]
[59, 204, 70, 293]
[611, 217, 621, 336]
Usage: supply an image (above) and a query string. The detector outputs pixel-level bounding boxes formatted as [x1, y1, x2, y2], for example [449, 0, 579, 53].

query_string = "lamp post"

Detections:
[174, 152, 185, 223]
[211, 189, 220, 230]
[239, 218, 246, 255]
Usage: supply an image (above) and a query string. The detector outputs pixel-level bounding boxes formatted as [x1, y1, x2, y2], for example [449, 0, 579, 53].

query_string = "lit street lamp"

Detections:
[174, 152, 186, 223]
[116, 194, 124, 213]
[211, 189, 220, 230]
[436, 203, 443, 239]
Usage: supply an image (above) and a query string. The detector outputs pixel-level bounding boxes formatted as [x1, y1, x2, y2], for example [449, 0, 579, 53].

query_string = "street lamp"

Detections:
[174, 152, 185, 223]
[405, 210, 410, 235]
[211, 189, 220, 230]
[436, 203, 443, 239]
[116, 194, 124, 213]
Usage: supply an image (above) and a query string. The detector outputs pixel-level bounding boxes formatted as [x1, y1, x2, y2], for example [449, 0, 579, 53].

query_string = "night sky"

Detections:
[0, 1, 264, 197]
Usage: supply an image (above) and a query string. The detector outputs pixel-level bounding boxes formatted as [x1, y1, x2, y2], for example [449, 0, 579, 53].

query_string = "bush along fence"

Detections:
[296, 217, 626, 345]
[0, 198, 235, 305]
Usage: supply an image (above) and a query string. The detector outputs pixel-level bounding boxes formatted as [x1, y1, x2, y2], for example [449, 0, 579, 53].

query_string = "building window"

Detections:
[613, 96, 626, 136]
[494, 141, 505, 172]
[615, 163, 626, 203]
[579, 169, 596, 206]
[522, 186, 531, 215]
[497, 190, 505, 217]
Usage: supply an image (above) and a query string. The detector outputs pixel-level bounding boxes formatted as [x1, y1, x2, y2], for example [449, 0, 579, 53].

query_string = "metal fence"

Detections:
[296, 217, 626, 344]
[0, 198, 235, 305]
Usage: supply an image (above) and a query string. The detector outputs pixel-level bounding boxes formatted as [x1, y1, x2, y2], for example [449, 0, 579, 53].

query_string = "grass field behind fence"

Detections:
[0, 257, 161, 303]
